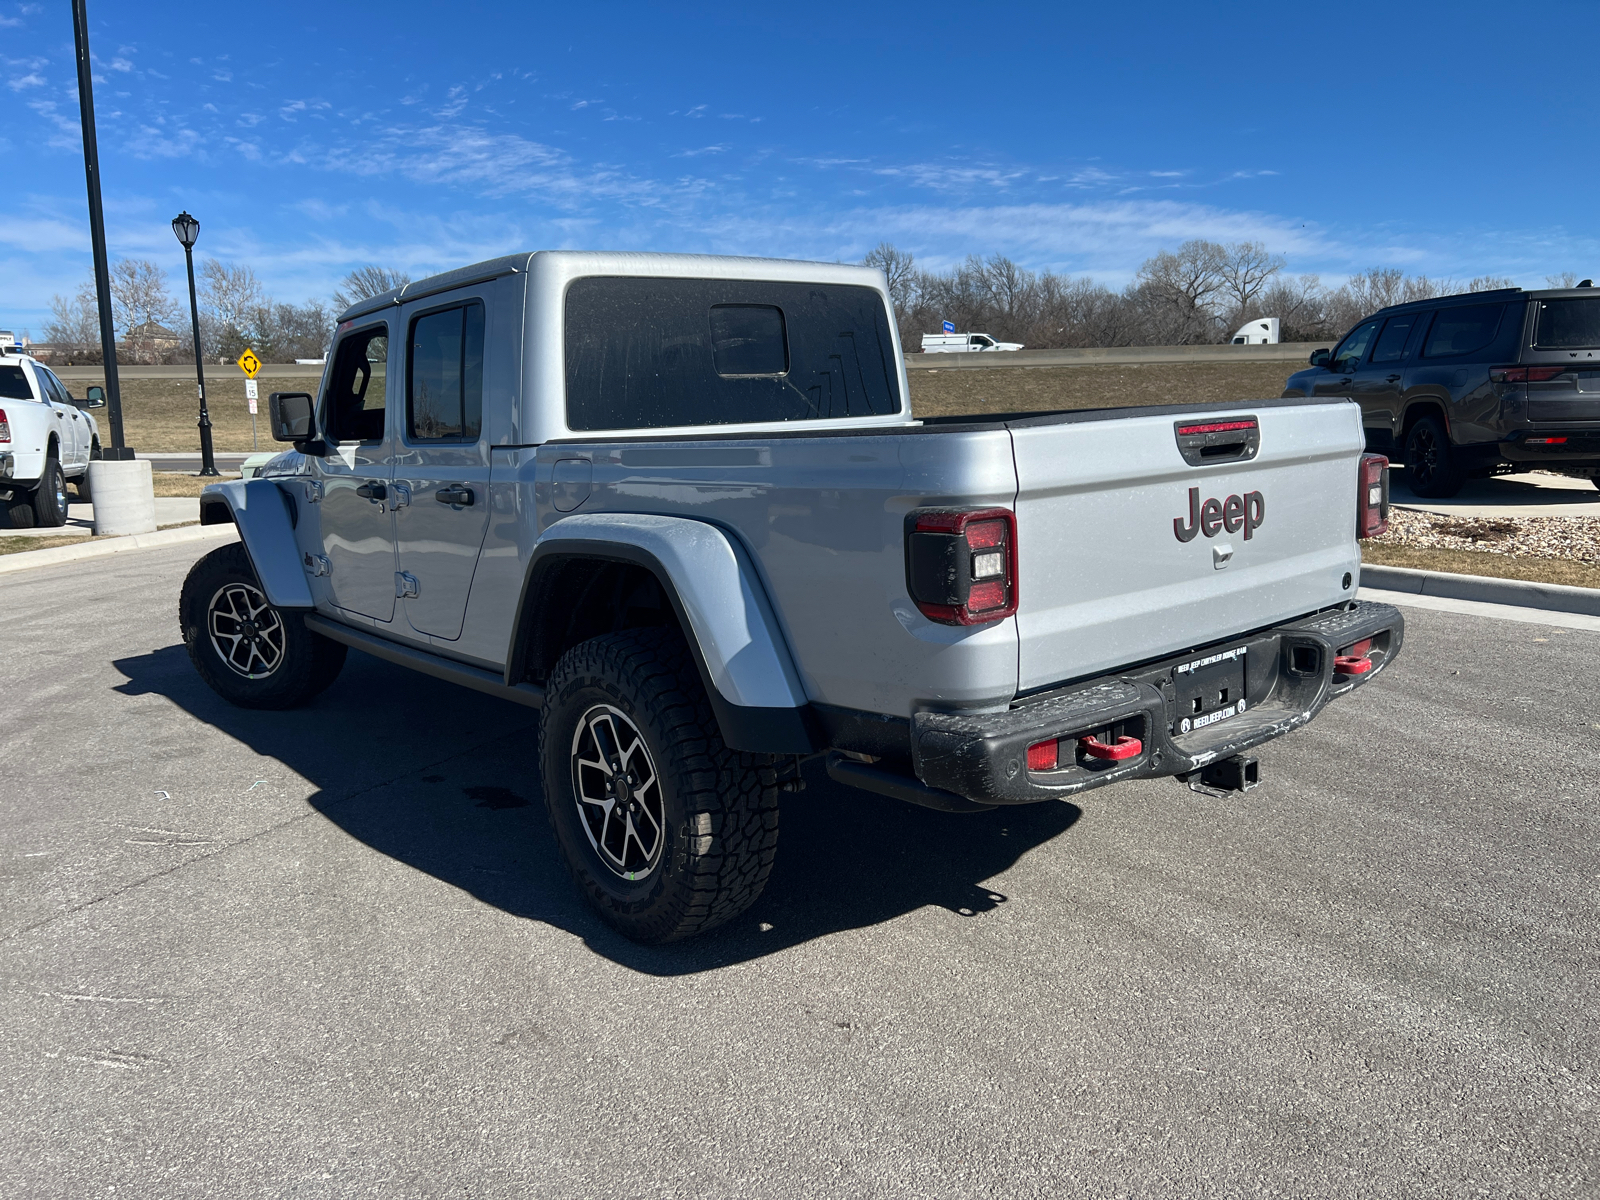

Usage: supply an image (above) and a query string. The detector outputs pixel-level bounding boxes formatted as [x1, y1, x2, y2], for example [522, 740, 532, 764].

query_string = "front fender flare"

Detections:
[509, 512, 819, 755]
[199, 479, 313, 609]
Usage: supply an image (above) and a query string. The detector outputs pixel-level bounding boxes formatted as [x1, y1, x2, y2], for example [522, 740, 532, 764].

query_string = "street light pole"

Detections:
[171, 211, 217, 477]
[70, 0, 132, 459]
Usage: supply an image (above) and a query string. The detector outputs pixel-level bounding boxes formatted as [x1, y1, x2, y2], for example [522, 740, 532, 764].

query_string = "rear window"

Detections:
[1533, 297, 1600, 349]
[564, 277, 901, 431]
[0, 365, 32, 400]
[1423, 304, 1504, 358]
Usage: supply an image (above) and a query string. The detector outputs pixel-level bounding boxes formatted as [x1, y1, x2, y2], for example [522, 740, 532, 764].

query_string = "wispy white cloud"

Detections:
[7, 72, 44, 91]
[674, 144, 729, 158]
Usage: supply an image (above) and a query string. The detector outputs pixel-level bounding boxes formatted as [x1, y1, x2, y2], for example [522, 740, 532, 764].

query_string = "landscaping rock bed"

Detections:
[1377, 507, 1600, 565]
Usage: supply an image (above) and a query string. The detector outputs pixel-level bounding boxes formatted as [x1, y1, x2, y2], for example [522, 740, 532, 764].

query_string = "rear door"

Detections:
[1009, 402, 1363, 693]
[391, 294, 493, 641]
[1352, 311, 1426, 446]
[30, 364, 85, 470]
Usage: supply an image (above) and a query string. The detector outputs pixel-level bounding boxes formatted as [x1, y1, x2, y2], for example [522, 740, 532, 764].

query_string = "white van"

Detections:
[920, 332, 1023, 353]
[1230, 318, 1280, 345]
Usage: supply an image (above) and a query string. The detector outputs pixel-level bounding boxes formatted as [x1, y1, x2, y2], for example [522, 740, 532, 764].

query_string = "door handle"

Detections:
[1386, 374, 1401, 382]
[435, 484, 475, 506]
[355, 481, 388, 502]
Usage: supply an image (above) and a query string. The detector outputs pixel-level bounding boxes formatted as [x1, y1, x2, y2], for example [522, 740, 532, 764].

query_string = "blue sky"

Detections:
[3, 0, 1598, 333]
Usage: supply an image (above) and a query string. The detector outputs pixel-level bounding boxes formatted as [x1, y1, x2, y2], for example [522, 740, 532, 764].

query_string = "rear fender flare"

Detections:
[198, 479, 313, 609]
[508, 512, 819, 755]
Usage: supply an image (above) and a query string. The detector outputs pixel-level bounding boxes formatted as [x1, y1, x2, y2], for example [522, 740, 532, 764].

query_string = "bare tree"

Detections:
[1466, 275, 1515, 292]
[198, 259, 267, 360]
[1219, 241, 1286, 318]
[1546, 272, 1580, 289]
[332, 266, 412, 313]
[862, 243, 917, 315]
[42, 281, 103, 361]
[1134, 240, 1230, 342]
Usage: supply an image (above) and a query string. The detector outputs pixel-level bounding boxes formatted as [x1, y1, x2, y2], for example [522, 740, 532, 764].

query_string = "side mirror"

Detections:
[1309, 349, 1331, 368]
[83, 385, 106, 408]
[268, 391, 327, 454]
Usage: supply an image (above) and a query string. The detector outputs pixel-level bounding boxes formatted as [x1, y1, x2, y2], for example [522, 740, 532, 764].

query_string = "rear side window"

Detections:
[0, 365, 32, 400]
[564, 278, 901, 431]
[1371, 312, 1423, 364]
[1533, 297, 1600, 349]
[1423, 304, 1504, 358]
[407, 302, 484, 441]
[323, 325, 389, 442]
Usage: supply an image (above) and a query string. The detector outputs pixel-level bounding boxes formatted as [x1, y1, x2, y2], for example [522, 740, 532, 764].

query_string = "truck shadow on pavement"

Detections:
[114, 645, 1082, 976]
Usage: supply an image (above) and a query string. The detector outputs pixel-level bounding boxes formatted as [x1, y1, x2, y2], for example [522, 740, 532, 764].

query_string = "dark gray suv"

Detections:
[1283, 285, 1600, 497]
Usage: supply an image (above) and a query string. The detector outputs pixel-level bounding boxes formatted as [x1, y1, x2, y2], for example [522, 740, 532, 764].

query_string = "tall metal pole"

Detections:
[70, 0, 132, 459]
[182, 244, 218, 476]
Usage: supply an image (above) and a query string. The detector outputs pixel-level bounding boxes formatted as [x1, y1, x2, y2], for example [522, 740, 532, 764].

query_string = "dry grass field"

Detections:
[72, 376, 280, 453]
[907, 361, 1296, 419]
[84, 362, 1298, 452]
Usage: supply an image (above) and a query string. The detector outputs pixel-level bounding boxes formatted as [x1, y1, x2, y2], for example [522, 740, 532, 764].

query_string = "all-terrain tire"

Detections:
[1405, 416, 1464, 498]
[179, 542, 347, 709]
[32, 459, 68, 527]
[540, 628, 780, 944]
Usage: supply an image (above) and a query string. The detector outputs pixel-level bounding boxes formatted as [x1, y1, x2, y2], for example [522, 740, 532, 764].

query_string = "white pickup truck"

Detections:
[921, 332, 1023, 353]
[0, 351, 104, 527]
[183, 251, 1403, 943]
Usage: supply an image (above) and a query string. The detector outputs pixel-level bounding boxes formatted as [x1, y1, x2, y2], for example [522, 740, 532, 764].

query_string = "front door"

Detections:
[391, 298, 492, 641]
[1312, 318, 1381, 401]
[315, 321, 397, 623]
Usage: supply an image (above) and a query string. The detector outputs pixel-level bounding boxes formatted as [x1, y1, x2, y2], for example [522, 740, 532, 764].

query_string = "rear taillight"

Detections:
[905, 507, 1017, 626]
[0, 408, 9, 443]
[1358, 453, 1389, 539]
[1490, 365, 1566, 383]
[1527, 437, 1569, 445]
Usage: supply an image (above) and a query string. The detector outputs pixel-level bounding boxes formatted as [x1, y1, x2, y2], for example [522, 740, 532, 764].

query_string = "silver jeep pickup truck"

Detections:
[183, 251, 1404, 943]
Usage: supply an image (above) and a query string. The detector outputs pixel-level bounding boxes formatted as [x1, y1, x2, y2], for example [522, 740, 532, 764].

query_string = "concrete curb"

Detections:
[1361, 564, 1600, 617]
[0, 523, 237, 575]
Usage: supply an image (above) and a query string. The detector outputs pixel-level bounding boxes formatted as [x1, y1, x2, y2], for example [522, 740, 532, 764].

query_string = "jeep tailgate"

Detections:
[1009, 400, 1364, 692]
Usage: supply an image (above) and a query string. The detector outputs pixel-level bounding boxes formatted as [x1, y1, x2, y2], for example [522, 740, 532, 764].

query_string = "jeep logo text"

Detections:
[1174, 487, 1264, 543]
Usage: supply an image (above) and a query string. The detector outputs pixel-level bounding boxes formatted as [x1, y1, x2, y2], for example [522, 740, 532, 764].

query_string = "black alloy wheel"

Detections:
[1404, 416, 1464, 499]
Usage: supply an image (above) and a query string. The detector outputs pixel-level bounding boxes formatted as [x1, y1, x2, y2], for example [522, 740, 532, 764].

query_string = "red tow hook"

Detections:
[1079, 735, 1143, 761]
[1333, 655, 1373, 677]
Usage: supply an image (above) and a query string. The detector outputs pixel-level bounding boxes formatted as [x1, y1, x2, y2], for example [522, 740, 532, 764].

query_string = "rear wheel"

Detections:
[73, 467, 91, 502]
[180, 542, 347, 709]
[3, 493, 34, 529]
[1404, 416, 1463, 498]
[539, 628, 780, 943]
[31, 459, 68, 527]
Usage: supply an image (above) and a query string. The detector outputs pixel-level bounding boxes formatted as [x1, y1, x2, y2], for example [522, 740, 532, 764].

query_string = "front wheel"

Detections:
[1404, 416, 1464, 498]
[539, 628, 780, 943]
[179, 542, 347, 709]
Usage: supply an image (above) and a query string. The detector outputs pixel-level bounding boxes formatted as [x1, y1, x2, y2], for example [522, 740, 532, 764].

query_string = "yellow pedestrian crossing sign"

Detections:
[237, 348, 262, 379]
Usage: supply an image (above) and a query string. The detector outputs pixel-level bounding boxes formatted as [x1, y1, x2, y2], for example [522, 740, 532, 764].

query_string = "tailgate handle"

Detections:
[1175, 416, 1260, 467]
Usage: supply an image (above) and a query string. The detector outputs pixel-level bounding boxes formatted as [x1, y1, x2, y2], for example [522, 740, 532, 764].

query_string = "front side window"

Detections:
[565, 277, 901, 431]
[1371, 313, 1423, 364]
[0, 365, 34, 400]
[1333, 320, 1380, 371]
[1423, 304, 1504, 358]
[1533, 297, 1600, 349]
[407, 302, 484, 441]
[323, 325, 389, 442]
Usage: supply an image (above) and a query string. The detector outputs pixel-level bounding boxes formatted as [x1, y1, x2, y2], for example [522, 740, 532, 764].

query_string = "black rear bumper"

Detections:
[908, 600, 1404, 806]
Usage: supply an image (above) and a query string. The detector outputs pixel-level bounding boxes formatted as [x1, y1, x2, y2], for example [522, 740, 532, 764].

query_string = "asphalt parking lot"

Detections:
[2, 542, 1595, 1198]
